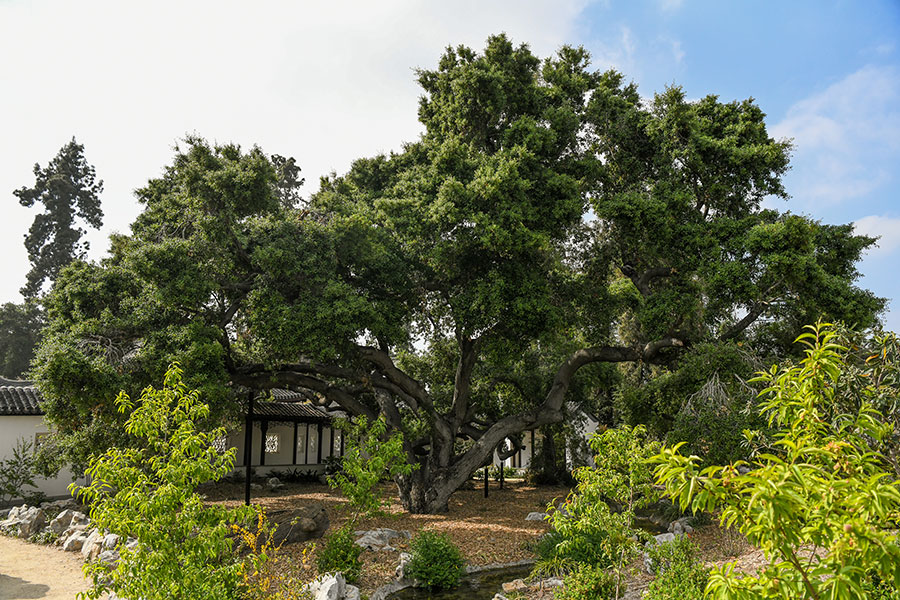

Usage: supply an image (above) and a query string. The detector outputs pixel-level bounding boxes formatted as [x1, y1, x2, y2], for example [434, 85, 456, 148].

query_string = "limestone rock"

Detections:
[355, 528, 410, 551]
[501, 579, 528, 593]
[395, 552, 412, 580]
[63, 530, 90, 552]
[103, 533, 121, 550]
[266, 477, 285, 492]
[82, 529, 104, 560]
[7, 505, 46, 538]
[50, 509, 87, 535]
[303, 573, 346, 600]
[525, 512, 548, 521]
[344, 585, 361, 600]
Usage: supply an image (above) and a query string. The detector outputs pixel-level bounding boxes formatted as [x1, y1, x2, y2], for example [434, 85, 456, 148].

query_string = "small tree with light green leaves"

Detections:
[74, 363, 255, 600]
[652, 323, 900, 599]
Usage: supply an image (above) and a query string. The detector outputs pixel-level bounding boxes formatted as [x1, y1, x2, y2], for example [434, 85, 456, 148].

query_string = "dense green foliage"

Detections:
[14, 137, 103, 299]
[74, 364, 254, 600]
[315, 524, 363, 584]
[34, 35, 882, 513]
[535, 426, 658, 576]
[326, 415, 417, 519]
[653, 324, 900, 599]
[405, 530, 466, 590]
[0, 301, 43, 378]
[553, 564, 620, 600]
[644, 536, 709, 600]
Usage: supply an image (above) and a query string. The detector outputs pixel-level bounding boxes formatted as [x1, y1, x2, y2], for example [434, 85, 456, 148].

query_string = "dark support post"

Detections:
[304, 423, 310, 464]
[244, 392, 254, 506]
[483, 465, 489, 498]
[340, 429, 345, 456]
[530, 429, 535, 468]
[499, 458, 504, 490]
[329, 426, 335, 458]
[292, 421, 298, 465]
[316, 423, 323, 464]
[259, 420, 268, 467]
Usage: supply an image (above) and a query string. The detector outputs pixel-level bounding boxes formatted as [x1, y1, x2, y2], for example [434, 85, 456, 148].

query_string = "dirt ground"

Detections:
[207, 479, 569, 593]
[0, 535, 91, 600]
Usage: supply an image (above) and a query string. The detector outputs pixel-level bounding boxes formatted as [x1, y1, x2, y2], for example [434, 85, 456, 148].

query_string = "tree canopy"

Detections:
[34, 35, 883, 512]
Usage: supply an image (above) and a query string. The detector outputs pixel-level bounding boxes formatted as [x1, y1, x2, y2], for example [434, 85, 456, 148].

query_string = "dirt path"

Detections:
[0, 535, 91, 600]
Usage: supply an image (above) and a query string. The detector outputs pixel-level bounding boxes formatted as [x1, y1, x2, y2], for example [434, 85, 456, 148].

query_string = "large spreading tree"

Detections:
[34, 36, 882, 513]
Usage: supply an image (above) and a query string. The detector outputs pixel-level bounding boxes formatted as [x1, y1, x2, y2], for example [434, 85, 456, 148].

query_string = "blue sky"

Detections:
[1, 0, 898, 328]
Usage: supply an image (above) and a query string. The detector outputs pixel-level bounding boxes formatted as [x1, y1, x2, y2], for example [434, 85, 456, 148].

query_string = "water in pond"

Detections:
[387, 564, 534, 600]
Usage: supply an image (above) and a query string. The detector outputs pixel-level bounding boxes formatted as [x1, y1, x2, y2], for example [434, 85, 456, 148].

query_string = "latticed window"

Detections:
[265, 433, 280, 453]
[212, 436, 228, 454]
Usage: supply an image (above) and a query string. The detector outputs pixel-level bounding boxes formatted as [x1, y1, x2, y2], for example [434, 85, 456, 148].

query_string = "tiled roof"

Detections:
[0, 381, 44, 416]
[252, 400, 332, 421]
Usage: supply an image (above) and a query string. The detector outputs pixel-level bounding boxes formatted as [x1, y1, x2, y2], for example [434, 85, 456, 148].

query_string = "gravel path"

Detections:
[0, 535, 91, 600]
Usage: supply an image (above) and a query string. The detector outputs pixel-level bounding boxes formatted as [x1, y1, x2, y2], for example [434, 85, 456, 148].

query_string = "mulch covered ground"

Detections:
[207, 479, 570, 594]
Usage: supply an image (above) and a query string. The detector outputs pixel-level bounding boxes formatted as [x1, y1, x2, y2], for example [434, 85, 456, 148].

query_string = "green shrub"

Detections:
[73, 363, 255, 600]
[316, 524, 362, 583]
[554, 564, 619, 600]
[535, 426, 658, 577]
[653, 323, 900, 599]
[405, 530, 465, 590]
[644, 536, 708, 600]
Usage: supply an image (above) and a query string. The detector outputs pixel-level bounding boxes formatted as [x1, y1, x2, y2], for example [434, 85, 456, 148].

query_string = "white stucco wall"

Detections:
[227, 421, 342, 476]
[0, 415, 84, 501]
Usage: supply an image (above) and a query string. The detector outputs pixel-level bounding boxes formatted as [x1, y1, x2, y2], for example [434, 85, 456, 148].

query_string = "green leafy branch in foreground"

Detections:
[326, 414, 417, 522]
[73, 363, 255, 600]
[652, 323, 900, 600]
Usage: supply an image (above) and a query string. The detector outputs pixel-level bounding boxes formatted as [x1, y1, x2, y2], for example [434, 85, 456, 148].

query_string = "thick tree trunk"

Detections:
[395, 469, 453, 514]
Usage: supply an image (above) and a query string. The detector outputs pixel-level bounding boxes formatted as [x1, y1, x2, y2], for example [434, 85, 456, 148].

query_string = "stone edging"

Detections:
[370, 559, 536, 600]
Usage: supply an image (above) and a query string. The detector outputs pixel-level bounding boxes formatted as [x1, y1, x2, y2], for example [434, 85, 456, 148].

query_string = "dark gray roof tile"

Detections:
[0, 383, 44, 416]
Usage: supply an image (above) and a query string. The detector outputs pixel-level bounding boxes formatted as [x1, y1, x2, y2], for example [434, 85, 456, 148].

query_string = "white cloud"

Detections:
[772, 65, 900, 206]
[854, 215, 900, 257]
[587, 25, 638, 75]
[659, 0, 684, 12]
[0, 0, 589, 304]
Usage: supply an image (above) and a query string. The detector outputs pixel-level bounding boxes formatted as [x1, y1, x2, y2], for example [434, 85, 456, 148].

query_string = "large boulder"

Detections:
[354, 528, 410, 551]
[240, 506, 329, 550]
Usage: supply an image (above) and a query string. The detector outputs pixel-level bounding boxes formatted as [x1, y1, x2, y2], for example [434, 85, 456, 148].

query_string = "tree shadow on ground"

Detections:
[0, 573, 50, 599]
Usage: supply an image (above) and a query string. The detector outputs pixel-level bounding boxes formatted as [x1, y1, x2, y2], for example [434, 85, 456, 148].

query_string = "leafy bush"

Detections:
[405, 530, 465, 590]
[315, 524, 362, 584]
[535, 426, 658, 576]
[554, 564, 619, 600]
[653, 323, 900, 599]
[73, 363, 255, 600]
[327, 415, 416, 520]
[0, 438, 38, 505]
[644, 536, 708, 600]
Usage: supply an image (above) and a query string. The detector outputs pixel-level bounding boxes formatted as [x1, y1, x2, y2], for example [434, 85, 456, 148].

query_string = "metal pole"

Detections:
[244, 392, 254, 506]
[483, 465, 489, 498]
[499, 459, 504, 490]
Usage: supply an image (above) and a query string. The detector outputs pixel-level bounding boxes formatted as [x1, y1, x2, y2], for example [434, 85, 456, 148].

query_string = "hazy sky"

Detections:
[2, 0, 899, 328]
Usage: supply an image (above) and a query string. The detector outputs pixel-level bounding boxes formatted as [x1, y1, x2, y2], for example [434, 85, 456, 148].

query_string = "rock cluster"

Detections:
[0, 502, 136, 568]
